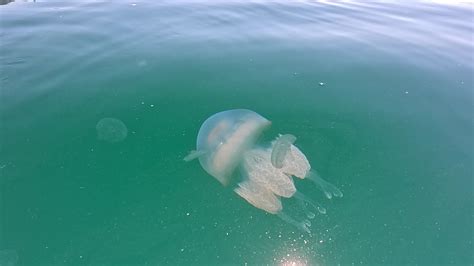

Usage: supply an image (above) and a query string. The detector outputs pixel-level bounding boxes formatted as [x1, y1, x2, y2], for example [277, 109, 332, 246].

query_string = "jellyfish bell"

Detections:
[184, 109, 271, 186]
[96, 117, 128, 143]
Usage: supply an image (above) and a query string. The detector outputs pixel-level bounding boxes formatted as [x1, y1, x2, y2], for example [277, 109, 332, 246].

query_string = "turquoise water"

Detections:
[1, 1, 472, 265]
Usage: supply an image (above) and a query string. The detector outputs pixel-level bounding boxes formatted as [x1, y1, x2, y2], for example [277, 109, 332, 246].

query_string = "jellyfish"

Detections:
[184, 109, 343, 233]
[0, 249, 18, 266]
[96, 117, 128, 143]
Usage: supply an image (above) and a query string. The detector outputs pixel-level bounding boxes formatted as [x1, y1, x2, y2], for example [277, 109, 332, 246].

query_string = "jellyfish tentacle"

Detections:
[271, 134, 297, 168]
[303, 219, 312, 227]
[294, 191, 327, 214]
[306, 171, 343, 199]
[183, 150, 207, 162]
[306, 211, 316, 219]
[277, 212, 311, 234]
[297, 198, 316, 219]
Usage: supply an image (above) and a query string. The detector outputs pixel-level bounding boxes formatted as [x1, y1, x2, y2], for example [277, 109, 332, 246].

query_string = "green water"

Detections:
[1, 1, 472, 265]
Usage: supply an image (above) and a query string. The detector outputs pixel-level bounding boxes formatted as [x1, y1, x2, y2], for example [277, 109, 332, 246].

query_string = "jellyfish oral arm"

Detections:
[276, 212, 311, 234]
[183, 150, 207, 162]
[243, 148, 297, 198]
[294, 191, 326, 215]
[306, 171, 344, 199]
[270, 134, 297, 169]
[234, 181, 282, 214]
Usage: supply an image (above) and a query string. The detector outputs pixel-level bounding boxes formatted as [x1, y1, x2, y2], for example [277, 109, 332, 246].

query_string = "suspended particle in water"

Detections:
[96, 117, 128, 143]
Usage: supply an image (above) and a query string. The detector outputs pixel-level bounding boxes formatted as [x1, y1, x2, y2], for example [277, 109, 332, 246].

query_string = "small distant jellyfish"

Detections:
[137, 59, 147, 67]
[0, 249, 18, 266]
[184, 109, 343, 234]
[96, 117, 128, 143]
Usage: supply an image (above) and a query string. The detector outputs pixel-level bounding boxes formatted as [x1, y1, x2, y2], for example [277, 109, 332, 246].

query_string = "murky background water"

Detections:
[1, 1, 472, 265]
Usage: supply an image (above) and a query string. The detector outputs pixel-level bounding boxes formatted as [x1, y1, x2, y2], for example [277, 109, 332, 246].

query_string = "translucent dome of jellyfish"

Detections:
[184, 109, 343, 233]
[96, 117, 128, 143]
